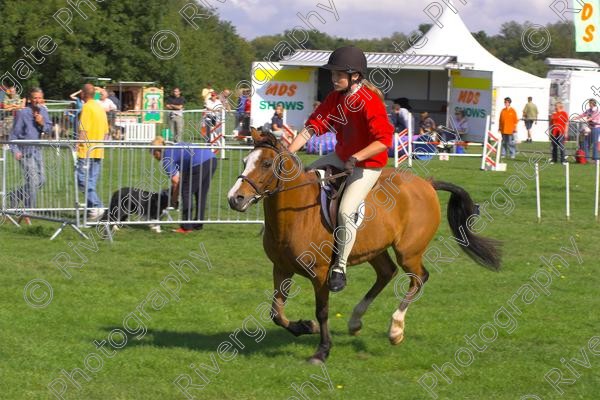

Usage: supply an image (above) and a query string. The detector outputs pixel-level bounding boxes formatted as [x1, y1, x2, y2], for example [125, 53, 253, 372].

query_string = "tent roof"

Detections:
[280, 50, 456, 71]
[407, 5, 548, 89]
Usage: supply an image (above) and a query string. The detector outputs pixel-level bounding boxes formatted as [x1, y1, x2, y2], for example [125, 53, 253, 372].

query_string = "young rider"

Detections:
[287, 46, 394, 292]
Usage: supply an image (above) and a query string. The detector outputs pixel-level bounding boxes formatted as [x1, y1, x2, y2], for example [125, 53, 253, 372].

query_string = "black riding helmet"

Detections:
[322, 46, 368, 78]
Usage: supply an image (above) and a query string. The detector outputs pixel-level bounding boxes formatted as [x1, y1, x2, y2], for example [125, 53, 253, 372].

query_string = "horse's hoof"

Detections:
[307, 356, 325, 365]
[348, 320, 362, 336]
[389, 333, 404, 345]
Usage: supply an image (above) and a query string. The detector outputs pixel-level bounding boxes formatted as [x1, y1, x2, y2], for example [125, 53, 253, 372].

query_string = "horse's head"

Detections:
[228, 127, 300, 212]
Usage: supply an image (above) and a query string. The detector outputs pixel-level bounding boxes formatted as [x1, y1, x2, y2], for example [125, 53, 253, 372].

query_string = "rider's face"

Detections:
[331, 70, 350, 91]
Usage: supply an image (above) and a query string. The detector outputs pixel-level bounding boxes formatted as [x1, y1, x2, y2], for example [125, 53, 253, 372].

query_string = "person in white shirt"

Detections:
[98, 89, 117, 112]
[204, 91, 222, 133]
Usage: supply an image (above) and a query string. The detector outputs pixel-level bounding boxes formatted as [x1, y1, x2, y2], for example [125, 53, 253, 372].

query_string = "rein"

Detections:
[237, 142, 349, 200]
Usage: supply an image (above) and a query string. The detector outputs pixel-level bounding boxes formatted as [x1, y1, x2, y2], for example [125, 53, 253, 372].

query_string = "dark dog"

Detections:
[100, 187, 171, 232]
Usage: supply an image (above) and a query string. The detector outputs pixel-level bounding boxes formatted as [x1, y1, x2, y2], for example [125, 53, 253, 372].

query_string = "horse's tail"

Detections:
[432, 180, 502, 271]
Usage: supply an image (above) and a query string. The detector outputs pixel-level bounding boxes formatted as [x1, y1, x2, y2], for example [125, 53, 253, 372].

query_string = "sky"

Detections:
[211, 0, 566, 40]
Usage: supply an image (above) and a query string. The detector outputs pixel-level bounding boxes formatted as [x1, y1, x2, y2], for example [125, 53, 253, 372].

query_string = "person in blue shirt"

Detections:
[151, 136, 217, 233]
[9, 88, 52, 214]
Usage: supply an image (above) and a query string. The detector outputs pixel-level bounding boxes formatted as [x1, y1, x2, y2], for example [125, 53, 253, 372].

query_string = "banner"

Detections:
[447, 69, 493, 142]
[575, 0, 600, 52]
[250, 62, 316, 130]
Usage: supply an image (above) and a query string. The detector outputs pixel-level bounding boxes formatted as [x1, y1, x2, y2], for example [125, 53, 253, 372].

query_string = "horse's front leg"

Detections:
[308, 282, 331, 364]
[271, 267, 319, 336]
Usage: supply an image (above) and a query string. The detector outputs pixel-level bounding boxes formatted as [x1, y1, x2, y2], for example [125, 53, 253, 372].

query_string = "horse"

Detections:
[227, 128, 501, 364]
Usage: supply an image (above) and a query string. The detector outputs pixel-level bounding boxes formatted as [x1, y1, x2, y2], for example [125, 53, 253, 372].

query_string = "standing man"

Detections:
[9, 88, 52, 223]
[166, 87, 186, 142]
[219, 89, 232, 111]
[204, 91, 222, 134]
[550, 102, 569, 164]
[390, 104, 407, 134]
[236, 88, 249, 135]
[499, 97, 519, 159]
[522, 96, 538, 143]
[151, 137, 217, 233]
[201, 83, 213, 106]
[77, 83, 109, 220]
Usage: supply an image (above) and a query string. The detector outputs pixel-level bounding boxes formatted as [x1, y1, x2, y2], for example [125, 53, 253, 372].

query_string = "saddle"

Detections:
[314, 165, 365, 232]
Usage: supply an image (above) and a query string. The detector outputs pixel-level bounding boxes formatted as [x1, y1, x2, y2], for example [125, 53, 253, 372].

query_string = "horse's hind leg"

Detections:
[389, 253, 429, 345]
[271, 267, 319, 337]
[348, 252, 398, 336]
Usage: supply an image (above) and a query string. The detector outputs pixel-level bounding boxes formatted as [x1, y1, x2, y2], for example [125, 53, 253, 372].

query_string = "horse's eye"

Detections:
[262, 160, 273, 168]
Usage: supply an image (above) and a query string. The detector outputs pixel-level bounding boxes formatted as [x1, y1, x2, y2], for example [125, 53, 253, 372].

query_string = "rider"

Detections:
[287, 46, 394, 292]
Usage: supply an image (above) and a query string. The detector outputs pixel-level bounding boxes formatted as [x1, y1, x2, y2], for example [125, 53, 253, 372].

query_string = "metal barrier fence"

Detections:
[0, 140, 263, 240]
[1, 141, 85, 239]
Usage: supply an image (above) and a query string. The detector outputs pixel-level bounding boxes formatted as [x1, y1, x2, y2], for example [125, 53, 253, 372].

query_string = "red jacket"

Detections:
[550, 111, 569, 137]
[305, 86, 393, 168]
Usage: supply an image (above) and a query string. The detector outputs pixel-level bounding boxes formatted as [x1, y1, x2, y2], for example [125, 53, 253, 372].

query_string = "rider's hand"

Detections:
[344, 156, 358, 175]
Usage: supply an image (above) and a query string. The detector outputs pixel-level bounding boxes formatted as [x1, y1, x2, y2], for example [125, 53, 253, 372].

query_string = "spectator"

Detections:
[577, 98, 600, 161]
[395, 97, 413, 111]
[1, 86, 24, 139]
[236, 88, 250, 135]
[453, 110, 469, 136]
[151, 136, 217, 233]
[242, 90, 251, 135]
[166, 87, 186, 142]
[418, 112, 436, 135]
[522, 96, 538, 143]
[108, 91, 121, 111]
[201, 83, 213, 106]
[3, 86, 24, 111]
[98, 89, 117, 139]
[98, 89, 117, 113]
[69, 89, 84, 139]
[271, 104, 284, 132]
[312, 101, 321, 112]
[204, 91, 222, 133]
[219, 89, 232, 111]
[8, 88, 52, 224]
[499, 97, 519, 160]
[77, 83, 109, 220]
[550, 102, 569, 164]
[390, 103, 409, 133]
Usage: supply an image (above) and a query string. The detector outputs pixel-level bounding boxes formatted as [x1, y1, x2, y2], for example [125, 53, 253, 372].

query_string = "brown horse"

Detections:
[227, 129, 501, 364]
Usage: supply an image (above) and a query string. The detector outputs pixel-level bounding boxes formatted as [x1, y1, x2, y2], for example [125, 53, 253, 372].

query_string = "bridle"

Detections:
[236, 142, 287, 202]
[236, 141, 348, 202]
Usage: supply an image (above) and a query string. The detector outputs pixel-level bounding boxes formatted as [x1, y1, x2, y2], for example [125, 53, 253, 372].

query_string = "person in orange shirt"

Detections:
[498, 97, 518, 159]
[550, 102, 569, 164]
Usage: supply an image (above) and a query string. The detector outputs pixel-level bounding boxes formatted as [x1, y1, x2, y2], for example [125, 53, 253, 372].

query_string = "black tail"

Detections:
[432, 180, 502, 271]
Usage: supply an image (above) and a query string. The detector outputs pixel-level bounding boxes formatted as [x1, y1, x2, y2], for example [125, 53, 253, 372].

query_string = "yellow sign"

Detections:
[575, 0, 600, 51]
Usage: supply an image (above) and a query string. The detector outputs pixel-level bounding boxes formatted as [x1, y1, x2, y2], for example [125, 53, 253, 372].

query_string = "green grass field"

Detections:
[1, 143, 599, 400]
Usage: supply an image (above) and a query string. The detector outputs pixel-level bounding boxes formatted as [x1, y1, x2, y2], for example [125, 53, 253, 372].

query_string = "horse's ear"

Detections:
[263, 131, 279, 148]
[250, 127, 262, 143]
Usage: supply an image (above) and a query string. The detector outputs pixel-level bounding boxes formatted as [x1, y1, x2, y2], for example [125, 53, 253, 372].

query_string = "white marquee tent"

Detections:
[407, 4, 551, 141]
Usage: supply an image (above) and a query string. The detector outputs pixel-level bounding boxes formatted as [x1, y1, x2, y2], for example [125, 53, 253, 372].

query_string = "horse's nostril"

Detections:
[236, 195, 244, 203]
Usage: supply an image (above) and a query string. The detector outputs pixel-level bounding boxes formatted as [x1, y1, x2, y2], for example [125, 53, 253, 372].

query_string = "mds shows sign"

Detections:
[447, 69, 493, 142]
[251, 62, 316, 129]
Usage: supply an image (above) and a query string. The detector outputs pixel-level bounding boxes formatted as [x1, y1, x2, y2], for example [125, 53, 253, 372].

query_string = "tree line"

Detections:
[0, 0, 594, 107]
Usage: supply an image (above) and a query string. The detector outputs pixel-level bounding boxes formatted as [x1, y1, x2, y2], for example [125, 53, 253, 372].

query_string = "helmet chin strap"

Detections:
[344, 72, 363, 95]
